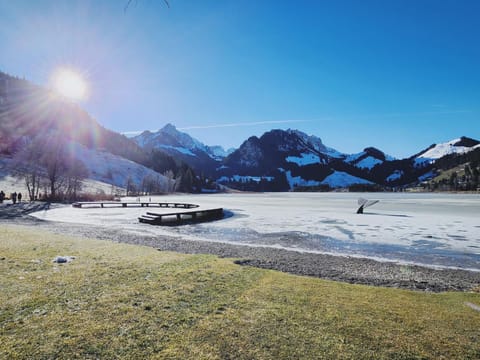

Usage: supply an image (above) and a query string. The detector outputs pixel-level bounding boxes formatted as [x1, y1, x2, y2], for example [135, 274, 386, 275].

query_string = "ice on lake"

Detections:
[32, 192, 480, 271]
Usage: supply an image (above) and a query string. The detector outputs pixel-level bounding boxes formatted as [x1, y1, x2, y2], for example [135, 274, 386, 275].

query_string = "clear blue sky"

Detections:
[1, 0, 479, 158]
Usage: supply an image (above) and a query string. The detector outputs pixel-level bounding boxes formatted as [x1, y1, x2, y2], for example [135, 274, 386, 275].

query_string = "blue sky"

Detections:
[1, 0, 479, 158]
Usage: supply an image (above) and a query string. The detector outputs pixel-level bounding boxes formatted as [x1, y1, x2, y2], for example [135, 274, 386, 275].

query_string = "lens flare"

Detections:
[51, 68, 88, 101]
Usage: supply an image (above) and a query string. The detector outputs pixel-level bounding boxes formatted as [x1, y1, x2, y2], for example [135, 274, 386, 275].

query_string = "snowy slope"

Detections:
[321, 171, 373, 187]
[70, 142, 168, 189]
[386, 170, 404, 182]
[355, 156, 383, 170]
[284, 170, 320, 189]
[416, 137, 480, 165]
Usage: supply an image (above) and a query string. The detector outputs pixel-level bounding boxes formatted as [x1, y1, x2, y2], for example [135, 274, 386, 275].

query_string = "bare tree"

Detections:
[42, 134, 69, 200]
[64, 159, 89, 201]
[13, 134, 89, 201]
[126, 175, 137, 196]
[13, 137, 46, 201]
[163, 169, 176, 193]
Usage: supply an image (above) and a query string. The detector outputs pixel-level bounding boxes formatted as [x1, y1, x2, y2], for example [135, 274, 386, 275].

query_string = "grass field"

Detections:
[1, 225, 479, 359]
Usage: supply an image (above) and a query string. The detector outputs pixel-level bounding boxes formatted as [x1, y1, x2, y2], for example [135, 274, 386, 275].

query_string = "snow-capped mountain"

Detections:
[134, 124, 232, 160]
[131, 123, 479, 191]
[133, 124, 233, 175]
[214, 130, 480, 191]
[217, 129, 372, 190]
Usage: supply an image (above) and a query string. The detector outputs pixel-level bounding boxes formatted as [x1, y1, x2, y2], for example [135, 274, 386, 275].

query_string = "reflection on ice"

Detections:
[32, 192, 480, 271]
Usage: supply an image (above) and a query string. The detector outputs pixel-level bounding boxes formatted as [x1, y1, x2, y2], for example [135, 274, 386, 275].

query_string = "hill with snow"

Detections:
[415, 137, 480, 165]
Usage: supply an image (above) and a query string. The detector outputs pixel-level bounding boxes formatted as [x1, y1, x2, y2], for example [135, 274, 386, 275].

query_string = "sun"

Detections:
[51, 68, 88, 101]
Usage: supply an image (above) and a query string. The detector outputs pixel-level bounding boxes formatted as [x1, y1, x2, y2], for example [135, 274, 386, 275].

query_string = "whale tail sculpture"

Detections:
[357, 198, 379, 214]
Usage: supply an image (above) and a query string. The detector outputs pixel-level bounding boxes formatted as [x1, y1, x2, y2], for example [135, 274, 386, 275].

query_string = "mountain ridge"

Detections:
[2, 70, 479, 193]
[132, 123, 479, 191]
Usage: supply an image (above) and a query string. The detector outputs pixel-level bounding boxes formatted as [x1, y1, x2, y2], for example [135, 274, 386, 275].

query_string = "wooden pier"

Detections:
[72, 201, 224, 226]
[138, 208, 224, 226]
[72, 201, 199, 209]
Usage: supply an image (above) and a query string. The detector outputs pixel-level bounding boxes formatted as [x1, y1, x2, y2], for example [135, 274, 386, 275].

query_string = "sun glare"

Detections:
[51, 68, 88, 101]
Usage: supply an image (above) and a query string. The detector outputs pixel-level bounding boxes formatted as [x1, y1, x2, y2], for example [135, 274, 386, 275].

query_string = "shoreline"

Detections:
[1, 202, 480, 292]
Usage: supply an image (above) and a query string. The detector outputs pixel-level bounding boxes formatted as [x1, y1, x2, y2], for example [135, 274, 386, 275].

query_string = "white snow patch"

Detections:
[159, 145, 197, 157]
[207, 145, 233, 159]
[323, 147, 345, 158]
[356, 156, 383, 170]
[321, 171, 372, 188]
[286, 153, 321, 166]
[418, 139, 480, 161]
[386, 170, 404, 182]
[345, 152, 364, 163]
[285, 170, 320, 189]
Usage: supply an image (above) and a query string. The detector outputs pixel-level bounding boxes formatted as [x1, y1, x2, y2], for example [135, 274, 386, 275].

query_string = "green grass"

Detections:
[1, 225, 479, 359]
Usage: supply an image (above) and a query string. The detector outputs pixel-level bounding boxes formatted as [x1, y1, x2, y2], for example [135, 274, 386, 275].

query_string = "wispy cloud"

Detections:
[178, 119, 311, 130]
[122, 119, 313, 137]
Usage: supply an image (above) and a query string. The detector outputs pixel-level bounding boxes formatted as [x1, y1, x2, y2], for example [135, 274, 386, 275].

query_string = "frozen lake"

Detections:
[32, 192, 480, 271]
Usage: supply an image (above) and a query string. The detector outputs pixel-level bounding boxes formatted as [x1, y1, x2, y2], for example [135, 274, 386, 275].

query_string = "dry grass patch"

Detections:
[1, 225, 480, 359]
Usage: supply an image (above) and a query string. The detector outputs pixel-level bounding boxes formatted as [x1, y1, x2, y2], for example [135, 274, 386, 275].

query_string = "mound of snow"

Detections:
[286, 153, 321, 166]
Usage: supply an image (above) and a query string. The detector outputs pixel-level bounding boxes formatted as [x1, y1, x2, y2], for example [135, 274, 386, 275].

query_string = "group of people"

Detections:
[0, 191, 22, 204]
